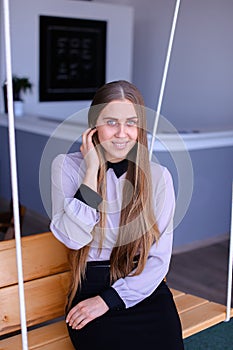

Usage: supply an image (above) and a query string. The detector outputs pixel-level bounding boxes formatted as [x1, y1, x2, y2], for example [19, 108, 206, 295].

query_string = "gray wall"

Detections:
[93, 0, 233, 131]
[0, 126, 80, 217]
[156, 146, 233, 248]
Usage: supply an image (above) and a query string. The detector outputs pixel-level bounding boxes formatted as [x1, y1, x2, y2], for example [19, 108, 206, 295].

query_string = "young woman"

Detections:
[50, 80, 184, 349]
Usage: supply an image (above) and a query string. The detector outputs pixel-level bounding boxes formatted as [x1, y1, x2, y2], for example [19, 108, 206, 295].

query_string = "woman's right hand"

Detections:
[80, 127, 99, 191]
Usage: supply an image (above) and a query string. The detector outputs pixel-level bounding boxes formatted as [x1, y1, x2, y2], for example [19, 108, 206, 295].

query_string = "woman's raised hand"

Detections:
[80, 127, 99, 191]
[80, 127, 99, 168]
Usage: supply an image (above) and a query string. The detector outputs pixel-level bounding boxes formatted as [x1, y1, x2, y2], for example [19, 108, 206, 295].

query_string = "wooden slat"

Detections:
[0, 284, 20, 335]
[174, 293, 209, 313]
[172, 289, 233, 339]
[0, 238, 17, 288]
[33, 338, 74, 350]
[180, 301, 227, 338]
[171, 288, 185, 298]
[28, 322, 73, 350]
[0, 232, 69, 288]
[0, 321, 74, 350]
[24, 272, 70, 328]
[21, 232, 69, 281]
[0, 272, 70, 335]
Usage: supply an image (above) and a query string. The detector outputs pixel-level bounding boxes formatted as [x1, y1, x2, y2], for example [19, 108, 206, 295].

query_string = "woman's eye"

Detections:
[126, 120, 138, 126]
[105, 119, 138, 127]
[107, 120, 117, 126]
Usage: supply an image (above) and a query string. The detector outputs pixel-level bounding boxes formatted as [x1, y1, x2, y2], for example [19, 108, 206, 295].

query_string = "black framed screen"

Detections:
[39, 15, 107, 101]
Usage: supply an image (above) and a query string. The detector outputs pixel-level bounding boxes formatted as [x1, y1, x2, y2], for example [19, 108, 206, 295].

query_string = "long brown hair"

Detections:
[67, 80, 160, 309]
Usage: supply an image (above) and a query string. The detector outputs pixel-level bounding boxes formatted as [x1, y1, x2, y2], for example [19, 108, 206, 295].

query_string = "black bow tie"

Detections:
[107, 159, 128, 178]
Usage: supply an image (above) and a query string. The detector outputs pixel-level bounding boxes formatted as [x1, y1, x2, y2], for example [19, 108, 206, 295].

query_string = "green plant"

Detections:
[12, 76, 32, 101]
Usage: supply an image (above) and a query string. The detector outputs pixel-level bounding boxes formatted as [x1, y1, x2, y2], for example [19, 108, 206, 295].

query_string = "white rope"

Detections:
[225, 182, 233, 322]
[149, 0, 181, 160]
[2, 0, 28, 348]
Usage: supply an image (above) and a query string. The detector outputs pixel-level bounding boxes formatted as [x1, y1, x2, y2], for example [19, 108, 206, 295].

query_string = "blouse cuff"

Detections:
[100, 287, 126, 311]
[74, 184, 102, 209]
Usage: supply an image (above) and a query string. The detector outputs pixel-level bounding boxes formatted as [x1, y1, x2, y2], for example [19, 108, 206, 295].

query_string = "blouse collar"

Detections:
[107, 159, 128, 178]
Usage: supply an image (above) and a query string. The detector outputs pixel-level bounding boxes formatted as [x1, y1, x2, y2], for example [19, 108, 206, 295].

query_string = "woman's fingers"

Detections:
[66, 296, 109, 330]
[80, 127, 99, 171]
[81, 127, 97, 152]
[87, 127, 97, 146]
[66, 304, 92, 330]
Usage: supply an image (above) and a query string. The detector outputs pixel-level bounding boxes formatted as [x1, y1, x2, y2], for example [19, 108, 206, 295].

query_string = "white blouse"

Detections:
[50, 152, 175, 308]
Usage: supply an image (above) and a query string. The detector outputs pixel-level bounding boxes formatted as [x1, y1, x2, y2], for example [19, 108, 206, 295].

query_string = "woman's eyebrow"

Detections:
[102, 117, 118, 120]
[102, 116, 138, 120]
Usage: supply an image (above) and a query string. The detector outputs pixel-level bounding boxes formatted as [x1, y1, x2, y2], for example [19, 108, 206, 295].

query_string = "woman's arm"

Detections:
[50, 153, 101, 250]
[50, 128, 101, 249]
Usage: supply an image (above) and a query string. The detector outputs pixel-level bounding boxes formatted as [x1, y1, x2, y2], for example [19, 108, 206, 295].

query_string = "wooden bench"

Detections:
[0, 232, 73, 349]
[172, 288, 231, 338]
[0, 232, 232, 349]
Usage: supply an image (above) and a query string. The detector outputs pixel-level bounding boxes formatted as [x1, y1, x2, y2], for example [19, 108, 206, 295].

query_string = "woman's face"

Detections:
[96, 99, 138, 163]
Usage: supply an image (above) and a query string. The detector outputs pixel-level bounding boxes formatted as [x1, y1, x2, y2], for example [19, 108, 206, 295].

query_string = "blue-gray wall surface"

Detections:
[156, 147, 233, 247]
[94, 0, 233, 131]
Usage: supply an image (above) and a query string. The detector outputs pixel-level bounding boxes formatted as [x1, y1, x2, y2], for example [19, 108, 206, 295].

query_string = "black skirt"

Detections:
[67, 262, 184, 350]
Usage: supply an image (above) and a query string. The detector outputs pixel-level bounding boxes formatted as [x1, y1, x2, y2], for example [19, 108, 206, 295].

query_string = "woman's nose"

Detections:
[115, 123, 127, 137]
